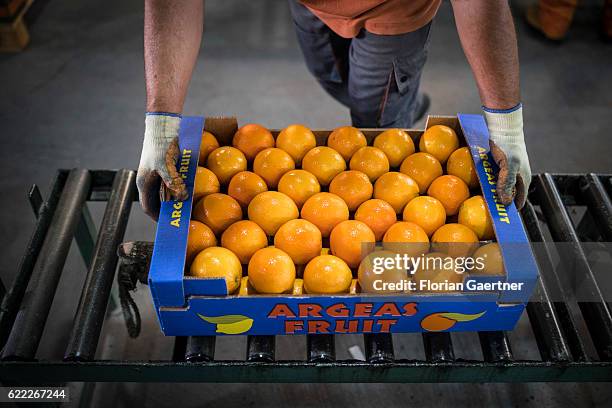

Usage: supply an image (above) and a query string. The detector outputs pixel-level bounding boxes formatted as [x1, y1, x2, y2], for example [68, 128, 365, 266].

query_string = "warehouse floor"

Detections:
[1, 0, 611, 406]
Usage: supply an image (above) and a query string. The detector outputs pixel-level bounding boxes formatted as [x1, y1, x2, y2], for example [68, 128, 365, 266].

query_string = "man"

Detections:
[137, 0, 531, 219]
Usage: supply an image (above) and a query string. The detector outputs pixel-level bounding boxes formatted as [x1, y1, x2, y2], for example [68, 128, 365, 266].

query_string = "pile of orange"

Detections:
[185, 122, 500, 296]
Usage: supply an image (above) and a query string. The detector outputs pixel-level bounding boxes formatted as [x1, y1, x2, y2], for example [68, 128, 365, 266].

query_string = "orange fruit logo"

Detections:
[420, 311, 485, 331]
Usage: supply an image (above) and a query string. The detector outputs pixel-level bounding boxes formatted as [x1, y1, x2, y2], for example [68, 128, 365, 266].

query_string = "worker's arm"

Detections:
[451, 0, 531, 209]
[138, 0, 204, 219]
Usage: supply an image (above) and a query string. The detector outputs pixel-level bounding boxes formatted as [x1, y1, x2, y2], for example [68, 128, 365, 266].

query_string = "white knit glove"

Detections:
[136, 113, 188, 219]
[484, 105, 531, 209]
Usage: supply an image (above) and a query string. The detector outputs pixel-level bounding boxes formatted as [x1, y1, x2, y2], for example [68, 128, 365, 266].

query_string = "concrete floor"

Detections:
[1, 0, 611, 406]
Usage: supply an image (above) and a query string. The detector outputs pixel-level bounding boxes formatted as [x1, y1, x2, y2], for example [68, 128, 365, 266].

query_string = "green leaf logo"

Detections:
[198, 314, 250, 324]
[440, 311, 485, 322]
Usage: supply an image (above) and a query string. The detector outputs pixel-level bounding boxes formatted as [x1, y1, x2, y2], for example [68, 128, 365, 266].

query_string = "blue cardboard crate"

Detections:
[149, 115, 538, 336]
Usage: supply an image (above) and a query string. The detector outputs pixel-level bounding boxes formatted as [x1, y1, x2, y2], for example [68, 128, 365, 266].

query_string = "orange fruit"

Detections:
[472, 243, 505, 275]
[227, 171, 268, 208]
[412, 252, 464, 293]
[199, 131, 220, 165]
[247, 191, 299, 235]
[373, 128, 415, 167]
[190, 247, 242, 293]
[420, 313, 459, 330]
[447, 147, 478, 189]
[232, 123, 275, 161]
[186, 220, 217, 266]
[302, 146, 346, 186]
[382, 221, 430, 258]
[402, 196, 446, 237]
[274, 219, 322, 265]
[399, 152, 443, 194]
[354, 199, 397, 241]
[192, 193, 242, 235]
[253, 147, 295, 189]
[276, 124, 317, 165]
[221, 220, 268, 264]
[427, 175, 470, 216]
[277, 169, 321, 208]
[303, 255, 353, 294]
[328, 170, 373, 211]
[248, 247, 296, 294]
[327, 126, 367, 161]
[206, 146, 247, 185]
[349, 146, 389, 182]
[329, 220, 376, 268]
[418, 125, 460, 164]
[431, 223, 479, 258]
[373, 172, 419, 213]
[358, 250, 409, 294]
[300, 192, 349, 237]
[193, 166, 220, 202]
[458, 195, 495, 240]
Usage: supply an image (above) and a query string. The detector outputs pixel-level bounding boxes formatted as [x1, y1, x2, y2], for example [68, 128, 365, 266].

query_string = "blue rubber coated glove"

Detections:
[136, 113, 188, 220]
[483, 104, 531, 209]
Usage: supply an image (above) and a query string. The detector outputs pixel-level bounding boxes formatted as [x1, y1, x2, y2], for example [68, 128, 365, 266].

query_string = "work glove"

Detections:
[483, 104, 531, 210]
[137, 113, 188, 220]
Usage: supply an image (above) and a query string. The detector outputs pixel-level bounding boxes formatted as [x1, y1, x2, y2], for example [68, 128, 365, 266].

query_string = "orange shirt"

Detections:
[300, 0, 441, 38]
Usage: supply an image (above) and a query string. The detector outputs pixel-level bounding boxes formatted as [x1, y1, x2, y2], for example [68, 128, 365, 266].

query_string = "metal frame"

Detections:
[0, 170, 611, 383]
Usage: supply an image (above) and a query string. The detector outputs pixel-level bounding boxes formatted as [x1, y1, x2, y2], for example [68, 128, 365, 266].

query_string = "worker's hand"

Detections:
[137, 113, 188, 220]
[484, 105, 531, 210]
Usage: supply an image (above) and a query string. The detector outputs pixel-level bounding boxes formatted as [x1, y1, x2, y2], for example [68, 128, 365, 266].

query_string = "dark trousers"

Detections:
[288, 0, 432, 128]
